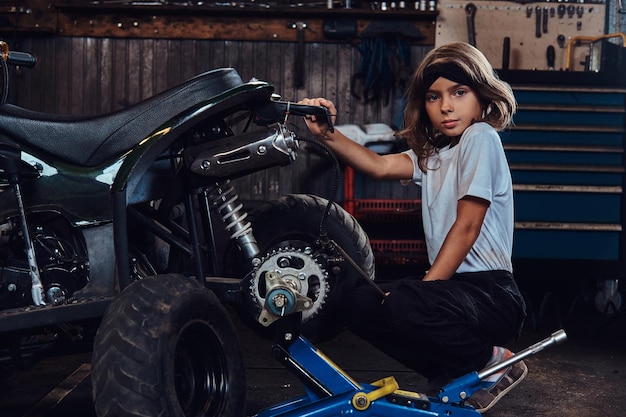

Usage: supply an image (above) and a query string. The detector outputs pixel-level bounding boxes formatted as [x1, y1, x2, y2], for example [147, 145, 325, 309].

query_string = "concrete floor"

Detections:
[242, 310, 626, 417]
[1, 260, 626, 417]
[1, 305, 625, 417]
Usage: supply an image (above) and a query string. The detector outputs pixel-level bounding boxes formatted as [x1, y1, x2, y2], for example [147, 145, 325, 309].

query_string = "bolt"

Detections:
[354, 395, 368, 407]
[257, 145, 267, 155]
[7, 283, 16, 292]
[298, 273, 306, 280]
[273, 294, 287, 308]
[460, 391, 467, 399]
[284, 332, 293, 341]
[200, 160, 211, 170]
[441, 395, 449, 403]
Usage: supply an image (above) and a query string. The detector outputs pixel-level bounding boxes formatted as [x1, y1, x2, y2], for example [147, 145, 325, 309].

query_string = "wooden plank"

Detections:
[153, 39, 169, 95]
[124, 39, 137, 104]
[55, 36, 71, 113]
[139, 38, 155, 101]
[335, 43, 354, 123]
[308, 40, 325, 99]
[99, 38, 113, 113]
[111, 39, 127, 110]
[83, 37, 100, 115]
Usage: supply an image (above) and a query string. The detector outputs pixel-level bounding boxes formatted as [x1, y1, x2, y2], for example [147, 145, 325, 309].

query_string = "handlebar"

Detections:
[255, 101, 335, 133]
[6, 51, 37, 68]
[0, 41, 37, 68]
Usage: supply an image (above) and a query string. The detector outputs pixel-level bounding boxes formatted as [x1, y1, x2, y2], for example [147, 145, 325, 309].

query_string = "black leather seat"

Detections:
[0, 68, 244, 167]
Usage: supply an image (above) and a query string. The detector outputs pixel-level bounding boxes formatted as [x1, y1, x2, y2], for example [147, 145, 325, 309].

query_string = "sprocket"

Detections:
[250, 247, 329, 322]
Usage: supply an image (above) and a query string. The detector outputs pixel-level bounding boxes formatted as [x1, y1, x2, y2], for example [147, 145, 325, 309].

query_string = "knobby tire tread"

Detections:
[91, 274, 245, 417]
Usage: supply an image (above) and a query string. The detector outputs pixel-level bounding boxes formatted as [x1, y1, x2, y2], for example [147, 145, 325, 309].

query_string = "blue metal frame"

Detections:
[255, 336, 481, 417]
[256, 329, 567, 417]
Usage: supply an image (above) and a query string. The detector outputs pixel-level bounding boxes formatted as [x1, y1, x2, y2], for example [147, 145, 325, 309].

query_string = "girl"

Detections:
[299, 42, 527, 413]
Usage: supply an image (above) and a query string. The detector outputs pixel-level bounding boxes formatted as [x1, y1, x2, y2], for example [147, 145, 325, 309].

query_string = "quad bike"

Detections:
[0, 42, 568, 417]
[0, 42, 375, 416]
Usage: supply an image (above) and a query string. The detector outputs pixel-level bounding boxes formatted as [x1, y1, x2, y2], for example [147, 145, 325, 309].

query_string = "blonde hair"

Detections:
[399, 42, 516, 172]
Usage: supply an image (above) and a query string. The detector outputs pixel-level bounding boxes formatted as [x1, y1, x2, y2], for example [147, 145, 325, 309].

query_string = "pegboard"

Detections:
[435, 0, 607, 71]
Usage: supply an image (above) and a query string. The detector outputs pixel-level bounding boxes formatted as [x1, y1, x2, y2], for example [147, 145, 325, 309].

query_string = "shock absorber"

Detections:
[208, 180, 260, 260]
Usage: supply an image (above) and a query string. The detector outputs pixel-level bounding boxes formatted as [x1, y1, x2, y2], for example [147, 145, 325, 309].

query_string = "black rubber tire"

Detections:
[91, 274, 245, 417]
[231, 194, 375, 342]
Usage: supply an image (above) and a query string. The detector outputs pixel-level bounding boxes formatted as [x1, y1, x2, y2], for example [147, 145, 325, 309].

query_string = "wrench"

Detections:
[535, 6, 542, 38]
[465, 3, 477, 47]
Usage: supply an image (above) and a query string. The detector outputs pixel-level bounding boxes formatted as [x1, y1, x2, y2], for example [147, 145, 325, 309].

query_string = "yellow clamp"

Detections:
[351, 376, 399, 411]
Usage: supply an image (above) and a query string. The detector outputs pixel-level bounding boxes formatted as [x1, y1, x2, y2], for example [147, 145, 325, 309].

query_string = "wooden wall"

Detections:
[5, 35, 428, 201]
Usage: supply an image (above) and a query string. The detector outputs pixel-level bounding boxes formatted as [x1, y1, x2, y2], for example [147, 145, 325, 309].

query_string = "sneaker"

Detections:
[466, 360, 528, 413]
[478, 346, 513, 389]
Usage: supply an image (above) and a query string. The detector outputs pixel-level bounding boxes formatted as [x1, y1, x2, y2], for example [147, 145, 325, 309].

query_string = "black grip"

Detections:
[6, 51, 37, 68]
[255, 102, 335, 133]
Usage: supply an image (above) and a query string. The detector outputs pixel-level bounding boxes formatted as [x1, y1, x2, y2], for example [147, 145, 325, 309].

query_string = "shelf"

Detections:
[50, 1, 437, 42]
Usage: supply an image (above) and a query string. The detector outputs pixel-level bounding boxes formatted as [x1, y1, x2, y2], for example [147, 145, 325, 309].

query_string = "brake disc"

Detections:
[250, 247, 329, 322]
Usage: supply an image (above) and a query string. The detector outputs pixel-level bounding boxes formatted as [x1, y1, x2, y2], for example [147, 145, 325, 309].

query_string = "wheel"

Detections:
[228, 194, 375, 342]
[91, 274, 245, 417]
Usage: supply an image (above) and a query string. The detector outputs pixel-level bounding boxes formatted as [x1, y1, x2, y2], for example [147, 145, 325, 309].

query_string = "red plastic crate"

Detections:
[351, 199, 421, 223]
[370, 239, 428, 265]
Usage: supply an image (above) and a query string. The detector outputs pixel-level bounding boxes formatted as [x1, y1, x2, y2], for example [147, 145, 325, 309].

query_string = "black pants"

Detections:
[340, 270, 526, 384]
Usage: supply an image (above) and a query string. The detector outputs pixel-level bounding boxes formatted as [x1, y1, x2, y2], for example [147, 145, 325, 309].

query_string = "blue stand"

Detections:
[254, 328, 567, 417]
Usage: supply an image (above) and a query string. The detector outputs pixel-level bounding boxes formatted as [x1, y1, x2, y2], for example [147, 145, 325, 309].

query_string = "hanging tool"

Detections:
[350, 23, 415, 105]
[465, 3, 477, 47]
[502, 37, 510, 70]
[546, 45, 555, 70]
[535, 6, 542, 38]
[290, 21, 307, 89]
[542, 6, 548, 34]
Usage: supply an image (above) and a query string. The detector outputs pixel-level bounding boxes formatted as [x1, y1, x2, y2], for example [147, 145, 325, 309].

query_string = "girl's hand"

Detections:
[298, 97, 337, 139]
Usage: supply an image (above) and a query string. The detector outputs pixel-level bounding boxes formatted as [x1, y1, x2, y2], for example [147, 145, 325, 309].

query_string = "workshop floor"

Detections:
[2, 302, 625, 417]
[2, 259, 626, 417]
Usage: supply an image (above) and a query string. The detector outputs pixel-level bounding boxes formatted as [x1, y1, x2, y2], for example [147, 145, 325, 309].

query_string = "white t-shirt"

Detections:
[405, 122, 513, 273]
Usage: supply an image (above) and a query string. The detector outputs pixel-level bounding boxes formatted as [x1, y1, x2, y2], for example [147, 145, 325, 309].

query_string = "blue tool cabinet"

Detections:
[501, 84, 625, 266]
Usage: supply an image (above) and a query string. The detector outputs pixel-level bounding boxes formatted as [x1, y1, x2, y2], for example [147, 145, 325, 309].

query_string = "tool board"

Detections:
[435, 0, 607, 71]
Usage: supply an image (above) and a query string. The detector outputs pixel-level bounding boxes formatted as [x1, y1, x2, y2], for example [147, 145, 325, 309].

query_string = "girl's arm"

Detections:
[422, 196, 489, 281]
[299, 97, 414, 180]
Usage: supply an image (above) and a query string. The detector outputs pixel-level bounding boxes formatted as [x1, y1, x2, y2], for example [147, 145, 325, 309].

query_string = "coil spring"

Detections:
[208, 180, 253, 241]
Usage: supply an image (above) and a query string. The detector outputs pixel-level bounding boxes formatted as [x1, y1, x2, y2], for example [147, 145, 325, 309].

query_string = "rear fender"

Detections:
[112, 81, 274, 200]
